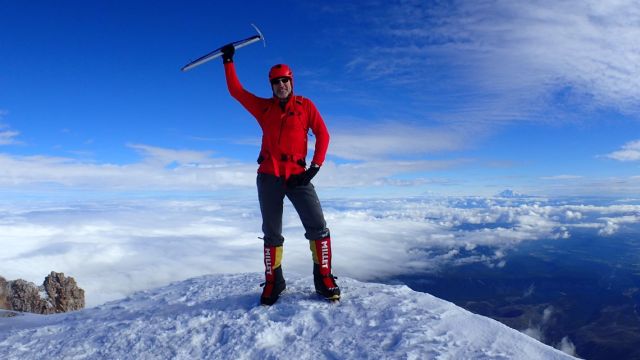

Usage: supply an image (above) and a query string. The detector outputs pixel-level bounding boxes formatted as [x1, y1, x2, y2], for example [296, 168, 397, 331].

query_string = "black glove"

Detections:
[287, 164, 320, 188]
[221, 43, 235, 63]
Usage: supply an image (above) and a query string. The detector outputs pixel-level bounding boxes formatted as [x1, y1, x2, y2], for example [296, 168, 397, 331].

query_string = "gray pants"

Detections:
[257, 173, 330, 247]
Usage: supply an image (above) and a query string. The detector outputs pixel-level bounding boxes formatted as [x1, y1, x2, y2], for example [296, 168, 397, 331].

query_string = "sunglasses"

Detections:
[270, 77, 290, 85]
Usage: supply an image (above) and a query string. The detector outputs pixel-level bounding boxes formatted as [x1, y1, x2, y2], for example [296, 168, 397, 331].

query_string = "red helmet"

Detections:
[269, 64, 293, 81]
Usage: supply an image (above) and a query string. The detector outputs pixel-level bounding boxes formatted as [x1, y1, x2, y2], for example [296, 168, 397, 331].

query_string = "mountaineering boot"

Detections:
[310, 237, 341, 301]
[261, 245, 286, 306]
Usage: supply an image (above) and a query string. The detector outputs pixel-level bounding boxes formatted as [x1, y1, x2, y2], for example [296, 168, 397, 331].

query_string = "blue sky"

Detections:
[2, 0, 640, 198]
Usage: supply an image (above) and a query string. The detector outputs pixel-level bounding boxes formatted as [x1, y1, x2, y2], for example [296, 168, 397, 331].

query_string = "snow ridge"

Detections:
[0, 273, 576, 359]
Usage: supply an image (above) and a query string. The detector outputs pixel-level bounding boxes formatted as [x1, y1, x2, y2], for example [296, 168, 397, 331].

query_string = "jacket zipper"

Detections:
[278, 114, 286, 145]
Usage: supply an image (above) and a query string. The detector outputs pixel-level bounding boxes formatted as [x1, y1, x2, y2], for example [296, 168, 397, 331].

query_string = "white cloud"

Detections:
[564, 210, 583, 221]
[0, 130, 20, 145]
[0, 121, 20, 145]
[522, 326, 544, 342]
[0, 139, 470, 193]
[341, 0, 640, 119]
[542, 306, 555, 324]
[523, 284, 535, 298]
[540, 175, 583, 180]
[128, 143, 216, 165]
[523, 305, 578, 356]
[522, 306, 552, 342]
[318, 159, 468, 188]
[556, 336, 577, 357]
[597, 214, 640, 236]
[0, 146, 257, 191]
[521, 305, 576, 356]
[524, 175, 640, 197]
[328, 122, 480, 161]
[604, 139, 640, 161]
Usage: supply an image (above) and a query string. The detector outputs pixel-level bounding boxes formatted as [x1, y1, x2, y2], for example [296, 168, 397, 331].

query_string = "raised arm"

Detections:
[224, 62, 266, 120]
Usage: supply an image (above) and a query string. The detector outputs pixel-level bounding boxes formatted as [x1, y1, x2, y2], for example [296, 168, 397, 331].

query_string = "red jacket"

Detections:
[225, 62, 330, 180]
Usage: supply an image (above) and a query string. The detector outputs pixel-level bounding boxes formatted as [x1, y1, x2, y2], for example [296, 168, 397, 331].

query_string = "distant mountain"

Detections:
[496, 189, 528, 198]
[0, 273, 576, 359]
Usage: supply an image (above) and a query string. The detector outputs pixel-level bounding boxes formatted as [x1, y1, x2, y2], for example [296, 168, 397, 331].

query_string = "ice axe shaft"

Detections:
[181, 24, 265, 72]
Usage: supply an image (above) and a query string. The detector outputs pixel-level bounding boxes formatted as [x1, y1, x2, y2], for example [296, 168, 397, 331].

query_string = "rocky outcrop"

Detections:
[0, 272, 85, 314]
[0, 276, 9, 310]
[9, 279, 45, 313]
[43, 272, 85, 313]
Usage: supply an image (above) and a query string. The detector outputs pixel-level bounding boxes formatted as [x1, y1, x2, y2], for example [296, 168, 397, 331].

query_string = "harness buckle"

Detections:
[280, 154, 306, 168]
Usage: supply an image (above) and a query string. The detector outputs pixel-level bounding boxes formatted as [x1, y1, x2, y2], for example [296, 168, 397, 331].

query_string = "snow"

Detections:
[0, 273, 577, 360]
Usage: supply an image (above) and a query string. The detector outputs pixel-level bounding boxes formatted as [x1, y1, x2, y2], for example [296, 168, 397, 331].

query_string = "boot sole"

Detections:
[316, 291, 340, 301]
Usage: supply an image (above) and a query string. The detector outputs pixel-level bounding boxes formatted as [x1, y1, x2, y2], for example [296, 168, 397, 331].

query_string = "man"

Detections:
[221, 44, 340, 305]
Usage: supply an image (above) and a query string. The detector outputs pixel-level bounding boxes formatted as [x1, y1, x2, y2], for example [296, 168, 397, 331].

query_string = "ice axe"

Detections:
[181, 24, 265, 72]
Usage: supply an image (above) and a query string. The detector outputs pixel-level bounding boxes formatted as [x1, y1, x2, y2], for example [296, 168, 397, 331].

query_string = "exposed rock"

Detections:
[9, 279, 47, 313]
[0, 272, 85, 314]
[0, 276, 8, 310]
[43, 271, 85, 312]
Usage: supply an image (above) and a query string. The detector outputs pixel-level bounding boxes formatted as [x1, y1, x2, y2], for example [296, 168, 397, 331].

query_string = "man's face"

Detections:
[271, 77, 292, 99]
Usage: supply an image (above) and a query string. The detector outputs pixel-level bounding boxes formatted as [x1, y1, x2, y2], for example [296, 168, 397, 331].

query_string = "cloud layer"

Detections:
[0, 130, 470, 193]
[0, 144, 257, 191]
[1, 196, 637, 307]
[328, 122, 477, 161]
[1, 140, 639, 197]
